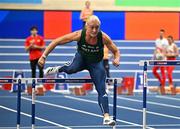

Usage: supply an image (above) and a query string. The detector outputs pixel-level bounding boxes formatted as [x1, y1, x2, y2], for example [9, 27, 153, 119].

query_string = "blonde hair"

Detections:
[85, 15, 101, 26]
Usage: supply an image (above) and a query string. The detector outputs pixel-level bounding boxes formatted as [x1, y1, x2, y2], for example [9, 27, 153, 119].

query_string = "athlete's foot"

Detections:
[103, 113, 116, 126]
[44, 66, 61, 76]
[170, 85, 176, 95]
[159, 86, 165, 95]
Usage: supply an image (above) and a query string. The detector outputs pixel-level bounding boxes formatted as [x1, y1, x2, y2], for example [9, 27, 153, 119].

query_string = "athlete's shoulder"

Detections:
[155, 38, 160, 42]
[173, 43, 178, 48]
[101, 31, 111, 40]
[101, 31, 113, 45]
[69, 30, 82, 41]
[26, 36, 32, 40]
[73, 30, 82, 36]
[25, 36, 33, 42]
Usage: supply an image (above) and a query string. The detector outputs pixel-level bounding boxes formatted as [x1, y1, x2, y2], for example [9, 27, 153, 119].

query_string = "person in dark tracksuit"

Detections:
[38, 15, 120, 126]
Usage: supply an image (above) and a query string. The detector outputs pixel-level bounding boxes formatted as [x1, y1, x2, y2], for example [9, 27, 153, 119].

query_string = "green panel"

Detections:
[115, 0, 180, 7]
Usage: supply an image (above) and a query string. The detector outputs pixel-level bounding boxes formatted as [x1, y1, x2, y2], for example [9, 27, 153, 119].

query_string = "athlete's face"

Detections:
[85, 1, 90, 8]
[167, 37, 173, 44]
[86, 21, 100, 38]
[31, 29, 38, 36]
[159, 31, 164, 39]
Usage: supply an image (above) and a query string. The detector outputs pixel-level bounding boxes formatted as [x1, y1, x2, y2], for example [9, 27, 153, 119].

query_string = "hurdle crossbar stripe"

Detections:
[0, 78, 122, 84]
[139, 60, 180, 66]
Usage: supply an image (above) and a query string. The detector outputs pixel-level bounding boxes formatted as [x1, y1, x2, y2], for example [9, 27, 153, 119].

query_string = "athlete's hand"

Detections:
[38, 56, 46, 67]
[113, 58, 120, 67]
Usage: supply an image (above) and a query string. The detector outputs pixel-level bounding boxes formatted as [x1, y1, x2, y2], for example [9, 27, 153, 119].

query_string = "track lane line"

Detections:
[0, 105, 71, 129]
[65, 96, 180, 120]
[114, 96, 180, 109]
[21, 97, 155, 129]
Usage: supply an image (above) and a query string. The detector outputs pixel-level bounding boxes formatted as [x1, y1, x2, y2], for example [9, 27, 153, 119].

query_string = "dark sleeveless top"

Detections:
[77, 29, 104, 63]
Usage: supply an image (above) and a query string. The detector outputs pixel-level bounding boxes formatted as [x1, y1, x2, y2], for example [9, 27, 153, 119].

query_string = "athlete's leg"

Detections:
[37, 58, 44, 78]
[160, 66, 166, 87]
[167, 66, 174, 86]
[30, 59, 37, 78]
[59, 52, 86, 74]
[152, 66, 162, 84]
[88, 61, 109, 114]
[44, 52, 86, 76]
[103, 59, 110, 78]
[88, 61, 114, 125]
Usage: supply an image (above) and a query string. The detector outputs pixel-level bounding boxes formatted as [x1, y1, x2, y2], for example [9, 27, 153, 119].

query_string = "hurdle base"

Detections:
[149, 86, 180, 95]
[70, 87, 86, 96]
[117, 86, 134, 95]
[27, 86, 45, 96]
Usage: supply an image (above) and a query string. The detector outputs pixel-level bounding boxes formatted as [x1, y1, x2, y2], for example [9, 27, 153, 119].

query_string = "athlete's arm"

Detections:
[38, 30, 81, 67]
[174, 44, 179, 57]
[25, 38, 33, 52]
[32, 45, 45, 50]
[102, 32, 120, 66]
[25, 45, 32, 52]
[80, 9, 85, 20]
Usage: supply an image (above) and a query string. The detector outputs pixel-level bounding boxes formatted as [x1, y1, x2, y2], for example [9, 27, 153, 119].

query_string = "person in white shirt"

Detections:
[165, 35, 179, 95]
[152, 29, 168, 94]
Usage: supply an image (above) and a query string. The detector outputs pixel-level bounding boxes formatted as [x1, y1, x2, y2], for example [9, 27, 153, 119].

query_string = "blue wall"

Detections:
[0, 0, 42, 4]
[94, 12, 125, 40]
[0, 10, 125, 39]
[0, 10, 44, 38]
[72, 11, 125, 39]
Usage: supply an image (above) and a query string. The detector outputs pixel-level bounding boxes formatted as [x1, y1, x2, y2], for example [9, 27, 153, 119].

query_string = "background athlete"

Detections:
[152, 29, 168, 94]
[38, 15, 120, 126]
[165, 35, 179, 95]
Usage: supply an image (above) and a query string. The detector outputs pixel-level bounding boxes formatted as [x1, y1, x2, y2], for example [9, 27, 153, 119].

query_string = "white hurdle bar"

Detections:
[0, 78, 122, 129]
[139, 60, 180, 129]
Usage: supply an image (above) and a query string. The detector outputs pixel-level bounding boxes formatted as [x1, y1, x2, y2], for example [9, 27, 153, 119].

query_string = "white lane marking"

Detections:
[0, 105, 71, 129]
[21, 97, 155, 129]
[65, 96, 180, 120]
[115, 96, 180, 109]
[156, 95, 180, 101]
[62, 96, 155, 129]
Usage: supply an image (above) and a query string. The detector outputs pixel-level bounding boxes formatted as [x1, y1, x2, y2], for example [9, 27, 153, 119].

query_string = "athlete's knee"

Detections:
[167, 73, 172, 78]
[96, 86, 107, 96]
[152, 68, 157, 74]
[65, 68, 77, 74]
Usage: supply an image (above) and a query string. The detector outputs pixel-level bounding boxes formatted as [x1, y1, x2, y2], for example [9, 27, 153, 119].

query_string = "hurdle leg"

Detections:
[17, 79, 21, 129]
[143, 62, 148, 129]
[32, 79, 36, 129]
[113, 79, 117, 129]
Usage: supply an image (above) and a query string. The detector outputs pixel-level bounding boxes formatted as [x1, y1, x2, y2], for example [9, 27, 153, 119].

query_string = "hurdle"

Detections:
[0, 78, 122, 129]
[139, 60, 180, 129]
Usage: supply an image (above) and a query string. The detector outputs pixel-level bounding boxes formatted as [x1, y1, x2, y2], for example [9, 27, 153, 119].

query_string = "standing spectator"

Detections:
[165, 35, 179, 95]
[152, 29, 168, 94]
[80, 0, 93, 27]
[25, 26, 45, 78]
